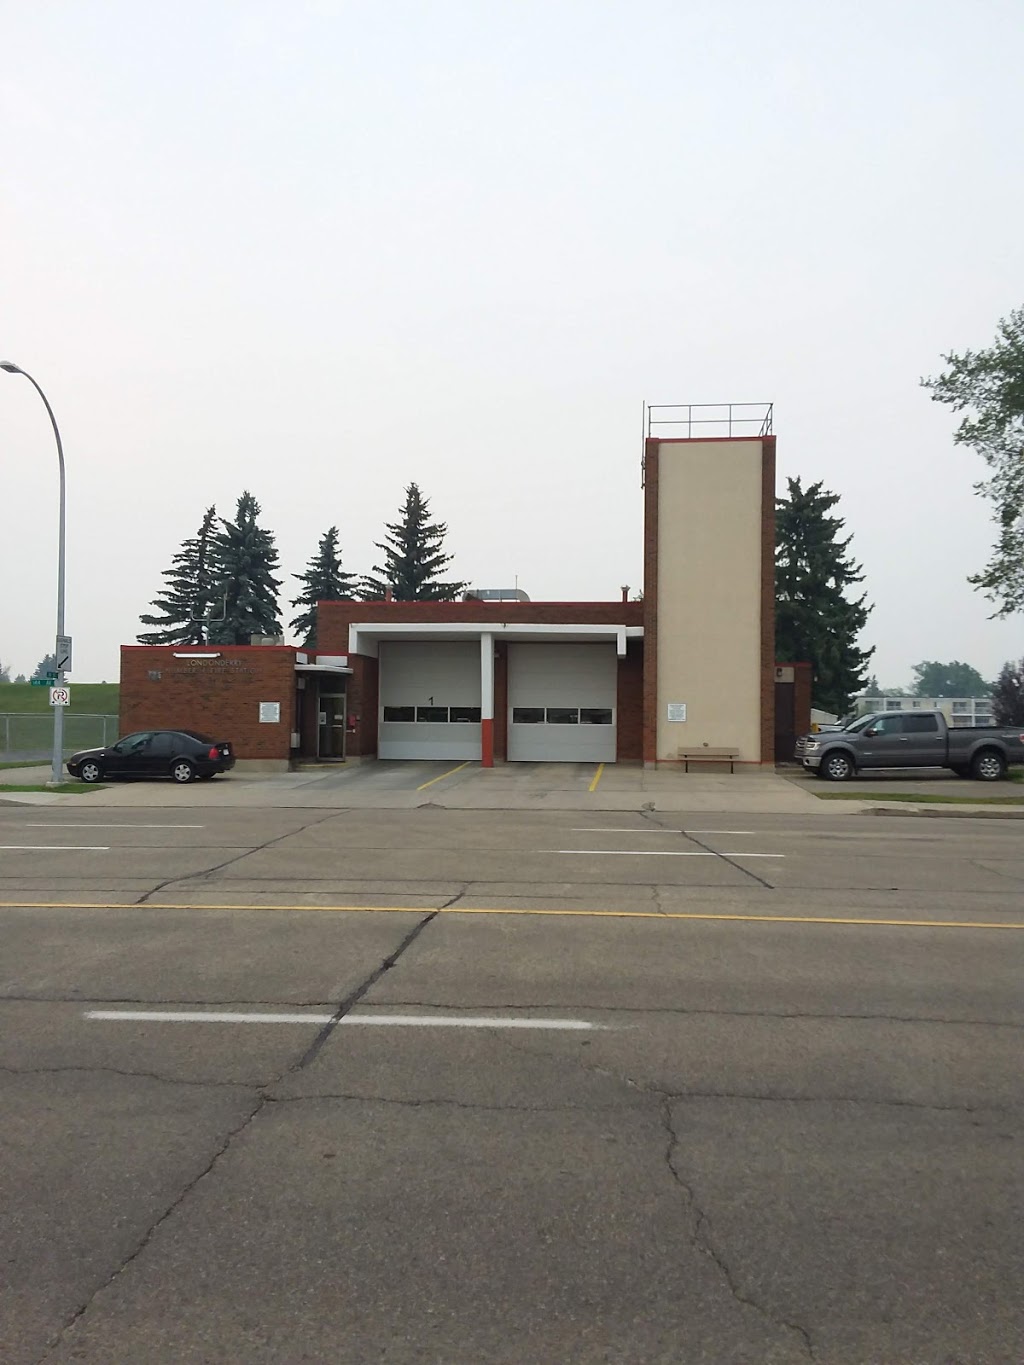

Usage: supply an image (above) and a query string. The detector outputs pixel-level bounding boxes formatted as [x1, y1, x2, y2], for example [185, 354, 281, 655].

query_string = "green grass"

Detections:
[0, 759, 48, 770]
[0, 682, 119, 714]
[0, 783, 106, 794]
[816, 790, 1024, 806]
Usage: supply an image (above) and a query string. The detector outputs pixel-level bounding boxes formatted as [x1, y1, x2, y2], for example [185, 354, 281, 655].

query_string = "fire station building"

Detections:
[120, 411, 807, 767]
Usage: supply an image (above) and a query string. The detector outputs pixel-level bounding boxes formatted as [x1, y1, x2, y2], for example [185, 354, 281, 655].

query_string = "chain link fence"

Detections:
[0, 713, 119, 762]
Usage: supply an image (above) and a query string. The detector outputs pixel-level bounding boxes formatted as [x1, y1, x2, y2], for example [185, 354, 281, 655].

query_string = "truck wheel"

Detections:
[821, 751, 855, 782]
[971, 750, 1006, 782]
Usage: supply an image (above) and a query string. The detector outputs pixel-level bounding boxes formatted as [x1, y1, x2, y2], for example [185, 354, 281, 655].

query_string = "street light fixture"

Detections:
[1, 362, 69, 787]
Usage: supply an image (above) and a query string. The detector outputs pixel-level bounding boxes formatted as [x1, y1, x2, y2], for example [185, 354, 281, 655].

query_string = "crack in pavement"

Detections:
[491, 1032, 821, 1355]
[134, 809, 343, 904]
[660, 1096, 816, 1360]
[492, 1030, 818, 1354]
[491, 1032, 1018, 1117]
[637, 807, 778, 890]
[265, 1092, 611, 1113]
[35, 1093, 264, 1364]
[0, 1064, 260, 1090]
[293, 909, 441, 1071]
[971, 859, 1024, 885]
[37, 906, 442, 1362]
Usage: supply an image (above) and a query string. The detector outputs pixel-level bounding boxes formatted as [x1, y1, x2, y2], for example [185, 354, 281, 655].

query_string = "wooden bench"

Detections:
[677, 747, 740, 773]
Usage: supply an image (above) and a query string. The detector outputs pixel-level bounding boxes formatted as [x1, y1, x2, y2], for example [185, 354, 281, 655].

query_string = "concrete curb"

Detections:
[865, 805, 1024, 820]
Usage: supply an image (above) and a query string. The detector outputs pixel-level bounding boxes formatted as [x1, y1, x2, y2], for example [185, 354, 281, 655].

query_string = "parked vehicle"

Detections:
[67, 730, 235, 784]
[795, 710, 1024, 782]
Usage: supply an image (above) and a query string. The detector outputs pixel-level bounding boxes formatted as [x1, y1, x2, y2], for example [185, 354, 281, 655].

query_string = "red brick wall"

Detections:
[119, 646, 296, 761]
[617, 640, 644, 761]
[759, 436, 778, 763]
[641, 438, 660, 764]
[342, 655, 378, 757]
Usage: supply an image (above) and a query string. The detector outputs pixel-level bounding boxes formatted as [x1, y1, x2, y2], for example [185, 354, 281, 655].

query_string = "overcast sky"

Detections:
[3, 1, 1022, 688]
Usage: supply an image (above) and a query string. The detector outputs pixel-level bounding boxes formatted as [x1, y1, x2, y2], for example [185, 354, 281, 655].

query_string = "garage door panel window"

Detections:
[546, 707, 580, 725]
[383, 705, 484, 724]
[580, 708, 613, 725]
[449, 706, 482, 724]
[512, 707, 545, 724]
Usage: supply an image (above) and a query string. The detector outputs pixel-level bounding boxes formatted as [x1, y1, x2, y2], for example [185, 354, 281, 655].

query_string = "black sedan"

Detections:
[67, 730, 236, 784]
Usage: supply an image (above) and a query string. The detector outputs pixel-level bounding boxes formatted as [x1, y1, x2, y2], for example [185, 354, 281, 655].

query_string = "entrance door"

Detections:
[318, 695, 347, 759]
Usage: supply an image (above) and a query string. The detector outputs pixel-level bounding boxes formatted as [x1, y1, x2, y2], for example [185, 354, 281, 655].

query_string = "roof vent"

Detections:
[462, 588, 530, 602]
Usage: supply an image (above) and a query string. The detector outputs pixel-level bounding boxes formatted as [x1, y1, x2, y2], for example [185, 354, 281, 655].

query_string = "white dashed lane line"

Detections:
[85, 1010, 608, 1030]
[0, 845, 110, 852]
[21, 823, 205, 830]
[547, 849, 783, 858]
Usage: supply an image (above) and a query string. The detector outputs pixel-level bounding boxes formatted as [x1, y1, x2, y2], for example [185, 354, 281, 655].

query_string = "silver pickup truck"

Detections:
[795, 710, 1024, 781]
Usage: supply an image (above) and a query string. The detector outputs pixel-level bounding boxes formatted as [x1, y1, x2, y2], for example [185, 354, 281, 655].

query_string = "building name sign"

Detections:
[170, 659, 258, 678]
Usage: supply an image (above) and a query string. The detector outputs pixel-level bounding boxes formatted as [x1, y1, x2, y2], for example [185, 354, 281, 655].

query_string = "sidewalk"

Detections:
[5, 761, 1021, 817]
[0, 761, 829, 815]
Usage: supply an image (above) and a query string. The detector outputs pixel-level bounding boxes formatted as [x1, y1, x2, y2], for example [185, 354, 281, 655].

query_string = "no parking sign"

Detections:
[49, 686, 71, 706]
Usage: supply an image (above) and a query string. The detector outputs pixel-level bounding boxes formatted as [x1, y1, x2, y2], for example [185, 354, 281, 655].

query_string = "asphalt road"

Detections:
[1, 798, 1022, 1363]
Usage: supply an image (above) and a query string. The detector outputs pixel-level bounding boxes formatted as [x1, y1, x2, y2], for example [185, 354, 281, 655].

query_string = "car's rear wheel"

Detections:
[170, 759, 197, 784]
[971, 750, 1006, 782]
[79, 760, 103, 784]
[821, 750, 855, 782]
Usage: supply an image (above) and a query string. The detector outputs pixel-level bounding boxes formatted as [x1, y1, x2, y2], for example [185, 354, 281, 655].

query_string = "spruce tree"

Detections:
[138, 506, 219, 645]
[290, 526, 359, 647]
[991, 658, 1024, 725]
[364, 482, 466, 601]
[208, 492, 283, 645]
[31, 653, 59, 679]
[775, 477, 874, 716]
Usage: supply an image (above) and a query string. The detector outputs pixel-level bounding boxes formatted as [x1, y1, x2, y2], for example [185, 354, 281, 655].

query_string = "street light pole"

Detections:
[1, 362, 67, 787]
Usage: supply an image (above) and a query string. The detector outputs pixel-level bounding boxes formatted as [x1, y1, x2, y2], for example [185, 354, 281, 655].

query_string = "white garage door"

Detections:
[378, 641, 482, 760]
[508, 643, 617, 763]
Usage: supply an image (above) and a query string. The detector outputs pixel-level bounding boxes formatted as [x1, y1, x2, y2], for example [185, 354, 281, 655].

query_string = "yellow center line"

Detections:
[416, 761, 471, 791]
[1, 901, 1023, 930]
[588, 762, 605, 793]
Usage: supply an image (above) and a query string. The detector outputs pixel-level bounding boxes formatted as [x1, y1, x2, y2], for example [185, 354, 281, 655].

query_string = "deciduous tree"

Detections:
[911, 660, 990, 698]
[923, 307, 1024, 616]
